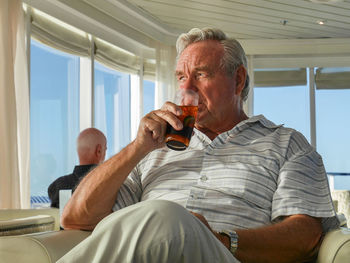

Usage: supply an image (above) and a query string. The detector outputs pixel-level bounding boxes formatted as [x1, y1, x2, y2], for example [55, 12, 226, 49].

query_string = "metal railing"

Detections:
[327, 172, 350, 191]
[30, 196, 50, 208]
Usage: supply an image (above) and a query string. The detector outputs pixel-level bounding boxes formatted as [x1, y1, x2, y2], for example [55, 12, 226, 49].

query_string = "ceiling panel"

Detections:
[126, 0, 350, 39]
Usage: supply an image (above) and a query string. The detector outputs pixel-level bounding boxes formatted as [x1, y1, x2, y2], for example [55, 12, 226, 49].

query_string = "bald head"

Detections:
[77, 128, 107, 165]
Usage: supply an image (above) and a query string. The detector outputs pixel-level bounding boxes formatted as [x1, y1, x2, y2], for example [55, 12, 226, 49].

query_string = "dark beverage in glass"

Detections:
[165, 89, 199, 151]
[165, 105, 198, 151]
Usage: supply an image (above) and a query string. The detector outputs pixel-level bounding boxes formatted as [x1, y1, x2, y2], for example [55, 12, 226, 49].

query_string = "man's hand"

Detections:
[190, 212, 323, 263]
[190, 212, 230, 250]
[134, 101, 183, 153]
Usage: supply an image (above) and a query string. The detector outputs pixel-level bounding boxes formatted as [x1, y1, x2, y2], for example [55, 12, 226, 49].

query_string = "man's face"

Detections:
[175, 40, 243, 134]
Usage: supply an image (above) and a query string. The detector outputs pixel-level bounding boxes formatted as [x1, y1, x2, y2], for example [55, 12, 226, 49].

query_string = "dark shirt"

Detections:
[48, 164, 96, 208]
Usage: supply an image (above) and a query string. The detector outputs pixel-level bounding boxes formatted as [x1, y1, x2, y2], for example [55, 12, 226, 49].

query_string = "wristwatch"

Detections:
[220, 230, 238, 255]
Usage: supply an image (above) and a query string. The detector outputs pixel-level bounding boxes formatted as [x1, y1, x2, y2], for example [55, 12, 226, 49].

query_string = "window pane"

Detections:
[253, 85, 310, 142]
[94, 62, 131, 159]
[316, 78, 350, 189]
[30, 39, 80, 207]
[143, 80, 155, 115]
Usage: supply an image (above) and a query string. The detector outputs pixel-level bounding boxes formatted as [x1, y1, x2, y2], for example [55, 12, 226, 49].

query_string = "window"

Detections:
[254, 67, 350, 190]
[315, 68, 350, 189]
[30, 39, 80, 206]
[94, 61, 131, 159]
[254, 74, 310, 142]
[143, 80, 155, 115]
[26, 8, 156, 207]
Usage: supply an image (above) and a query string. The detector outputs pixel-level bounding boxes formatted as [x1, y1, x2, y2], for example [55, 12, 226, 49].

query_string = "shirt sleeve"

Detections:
[272, 130, 339, 232]
[112, 166, 142, 211]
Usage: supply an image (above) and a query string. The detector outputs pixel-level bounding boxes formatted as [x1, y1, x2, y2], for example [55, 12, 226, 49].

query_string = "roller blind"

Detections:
[30, 9, 90, 57]
[143, 59, 156, 80]
[94, 38, 156, 77]
[27, 7, 156, 76]
[315, 68, 350, 90]
[254, 68, 307, 87]
[93, 37, 141, 74]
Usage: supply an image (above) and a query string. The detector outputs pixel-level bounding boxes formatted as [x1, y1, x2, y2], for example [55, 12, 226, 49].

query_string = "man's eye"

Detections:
[197, 72, 206, 78]
[178, 76, 186, 82]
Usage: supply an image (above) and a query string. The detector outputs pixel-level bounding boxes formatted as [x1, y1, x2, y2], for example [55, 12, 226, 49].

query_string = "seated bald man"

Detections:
[48, 128, 107, 208]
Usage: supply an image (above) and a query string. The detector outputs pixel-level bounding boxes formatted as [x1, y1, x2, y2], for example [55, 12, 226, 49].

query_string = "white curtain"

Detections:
[155, 42, 177, 108]
[0, 0, 30, 208]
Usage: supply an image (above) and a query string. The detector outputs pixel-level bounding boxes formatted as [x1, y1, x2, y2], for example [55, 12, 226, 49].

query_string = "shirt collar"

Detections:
[240, 114, 283, 129]
[193, 115, 283, 143]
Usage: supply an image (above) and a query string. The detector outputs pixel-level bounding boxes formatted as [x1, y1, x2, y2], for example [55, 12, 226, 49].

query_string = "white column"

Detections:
[309, 68, 317, 148]
[130, 70, 143, 140]
[138, 58, 144, 121]
[91, 40, 95, 127]
[25, 6, 31, 96]
[329, 175, 335, 191]
[244, 55, 254, 117]
[79, 56, 92, 130]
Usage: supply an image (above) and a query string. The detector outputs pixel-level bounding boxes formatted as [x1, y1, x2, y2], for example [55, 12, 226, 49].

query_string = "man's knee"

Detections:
[94, 200, 195, 249]
[133, 200, 194, 232]
[96, 200, 193, 232]
[139, 200, 189, 218]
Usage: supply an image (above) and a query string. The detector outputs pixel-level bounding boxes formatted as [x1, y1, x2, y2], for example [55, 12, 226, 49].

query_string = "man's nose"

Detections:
[181, 77, 198, 92]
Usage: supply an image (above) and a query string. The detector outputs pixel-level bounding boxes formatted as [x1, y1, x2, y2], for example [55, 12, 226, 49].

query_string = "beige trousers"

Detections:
[57, 200, 238, 263]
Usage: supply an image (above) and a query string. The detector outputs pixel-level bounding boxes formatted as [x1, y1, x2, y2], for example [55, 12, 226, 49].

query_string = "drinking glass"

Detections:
[165, 89, 199, 151]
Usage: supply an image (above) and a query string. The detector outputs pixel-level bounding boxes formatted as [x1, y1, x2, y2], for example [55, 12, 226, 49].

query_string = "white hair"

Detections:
[176, 28, 250, 101]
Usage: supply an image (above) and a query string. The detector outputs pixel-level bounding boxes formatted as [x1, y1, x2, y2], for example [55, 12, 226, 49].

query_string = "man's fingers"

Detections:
[161, 101, 182, 117]
[142, 114, 166, 141]
[190, 211, 212, 230]
[135, 103, 185, 151]
[153, 109, 183, 130]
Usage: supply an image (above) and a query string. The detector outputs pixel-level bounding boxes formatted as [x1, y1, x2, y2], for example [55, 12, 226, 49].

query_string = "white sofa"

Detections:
[1, 209, 350, 262]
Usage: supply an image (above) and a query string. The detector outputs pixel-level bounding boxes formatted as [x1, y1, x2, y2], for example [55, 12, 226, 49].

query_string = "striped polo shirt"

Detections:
[113, 115, 339, 232]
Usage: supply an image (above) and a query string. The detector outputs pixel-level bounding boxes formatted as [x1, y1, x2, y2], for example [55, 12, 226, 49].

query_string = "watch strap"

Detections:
[220, 230, 238, 255]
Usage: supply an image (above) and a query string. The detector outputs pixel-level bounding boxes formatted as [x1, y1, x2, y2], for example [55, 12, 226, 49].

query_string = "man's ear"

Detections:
[234, 65, 247, 96]
[95, 144, 102, 158]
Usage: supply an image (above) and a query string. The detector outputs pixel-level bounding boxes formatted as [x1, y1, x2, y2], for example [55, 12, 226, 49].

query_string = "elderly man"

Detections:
[48, 128, 107, 208]
[59, 28, 338, 263]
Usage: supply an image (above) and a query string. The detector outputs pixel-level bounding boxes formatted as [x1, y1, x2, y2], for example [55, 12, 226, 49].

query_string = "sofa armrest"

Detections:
[0, 230, 90, 263]
[317, 227, 350, 263]
[0, 215, 55, 236]
[0, 208, 60, 231]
